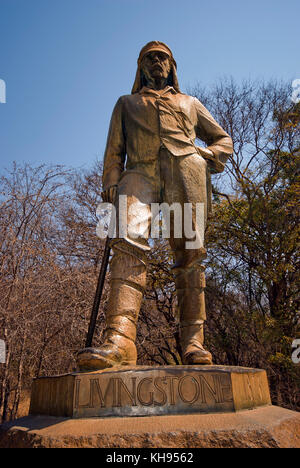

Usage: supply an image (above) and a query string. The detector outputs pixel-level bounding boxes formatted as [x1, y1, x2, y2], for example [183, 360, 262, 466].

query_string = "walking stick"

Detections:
[85, 193, 117, 348]
[85, 235, 111, 348]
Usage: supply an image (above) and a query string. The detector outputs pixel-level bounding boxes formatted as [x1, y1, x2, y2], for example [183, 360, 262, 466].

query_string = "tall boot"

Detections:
[174, 264, 213, 365]
[77, 242, 147, 371]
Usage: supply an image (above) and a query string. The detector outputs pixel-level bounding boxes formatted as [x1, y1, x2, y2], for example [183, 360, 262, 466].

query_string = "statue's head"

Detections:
[132, 41, 180, 94]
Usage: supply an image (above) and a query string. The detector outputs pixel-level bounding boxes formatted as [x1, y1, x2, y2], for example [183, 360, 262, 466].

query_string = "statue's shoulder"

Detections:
[178, 91, 193, 98]
[113, 94, 142, 109]
[176, 92, 197, 104]
[118, 93, 138, 103]
[179, 94, 208, 111]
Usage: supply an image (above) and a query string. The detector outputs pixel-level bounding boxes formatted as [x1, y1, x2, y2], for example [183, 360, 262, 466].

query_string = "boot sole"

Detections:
[77, 352, 136, 371]
[182, 355, 213, 365]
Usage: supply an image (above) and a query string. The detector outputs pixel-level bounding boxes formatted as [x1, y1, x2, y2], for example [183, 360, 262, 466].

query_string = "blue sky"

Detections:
[0, 0, 299, 172]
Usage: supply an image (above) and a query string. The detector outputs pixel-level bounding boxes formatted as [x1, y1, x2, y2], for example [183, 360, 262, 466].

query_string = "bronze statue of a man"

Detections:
[77, 41, 233, 371]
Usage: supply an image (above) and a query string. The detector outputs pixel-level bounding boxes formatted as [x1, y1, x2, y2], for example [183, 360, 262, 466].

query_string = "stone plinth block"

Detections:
[1, 406, 300, 448]
[29, 365, 271, 419]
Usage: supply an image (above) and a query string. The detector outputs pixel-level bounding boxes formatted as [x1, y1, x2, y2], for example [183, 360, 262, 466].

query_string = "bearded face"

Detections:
[141, 51, 171, 88]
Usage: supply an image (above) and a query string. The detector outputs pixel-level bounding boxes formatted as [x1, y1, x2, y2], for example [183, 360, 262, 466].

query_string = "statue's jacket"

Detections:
[103, 86, 233, 209]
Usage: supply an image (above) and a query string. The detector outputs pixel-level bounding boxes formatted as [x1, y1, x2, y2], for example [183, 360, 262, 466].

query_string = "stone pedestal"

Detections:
[1, 366, 299, 448]
[29, 365, 271, 419]
[1, 406, 300, 448]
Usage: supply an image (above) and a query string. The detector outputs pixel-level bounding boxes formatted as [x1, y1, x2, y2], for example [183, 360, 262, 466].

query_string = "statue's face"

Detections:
[141, 51, 171, 82]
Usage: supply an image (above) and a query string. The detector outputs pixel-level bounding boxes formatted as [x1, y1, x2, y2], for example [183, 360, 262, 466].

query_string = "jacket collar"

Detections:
[139, 86, 177, 97]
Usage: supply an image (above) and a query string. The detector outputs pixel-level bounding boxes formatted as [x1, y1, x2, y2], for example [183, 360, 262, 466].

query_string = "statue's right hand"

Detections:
[101, 185, 118, 204]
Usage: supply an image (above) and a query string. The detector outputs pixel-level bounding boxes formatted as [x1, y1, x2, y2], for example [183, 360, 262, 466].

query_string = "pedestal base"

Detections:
[1, 406, 299, 448]
[29, 365, 271, 419]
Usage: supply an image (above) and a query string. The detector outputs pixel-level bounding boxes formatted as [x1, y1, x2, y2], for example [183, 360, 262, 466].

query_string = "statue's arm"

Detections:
[102, 97, 126, 197]
[193, 98, 233, 173]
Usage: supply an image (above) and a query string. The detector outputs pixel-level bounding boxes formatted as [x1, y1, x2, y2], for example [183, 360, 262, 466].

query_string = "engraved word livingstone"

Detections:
[75, 372, 232, 410]
[30, 365, 271, 418]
